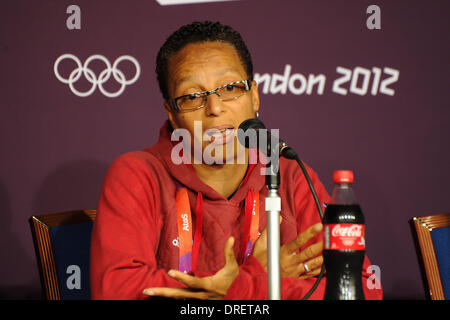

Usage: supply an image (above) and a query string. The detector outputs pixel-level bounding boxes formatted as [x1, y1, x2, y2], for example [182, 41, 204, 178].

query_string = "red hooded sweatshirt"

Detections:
[90, 122, 382, 300]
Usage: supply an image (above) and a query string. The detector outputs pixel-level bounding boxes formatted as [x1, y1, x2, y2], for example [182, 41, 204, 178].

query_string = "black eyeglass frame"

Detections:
[167, 80, 252, 113]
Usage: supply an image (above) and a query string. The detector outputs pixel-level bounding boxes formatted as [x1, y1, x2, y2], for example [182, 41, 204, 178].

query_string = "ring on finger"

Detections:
[303, 263, 311, 274]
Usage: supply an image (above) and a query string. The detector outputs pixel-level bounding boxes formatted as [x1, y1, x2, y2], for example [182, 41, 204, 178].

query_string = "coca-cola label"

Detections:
[324, 224, 365, 250]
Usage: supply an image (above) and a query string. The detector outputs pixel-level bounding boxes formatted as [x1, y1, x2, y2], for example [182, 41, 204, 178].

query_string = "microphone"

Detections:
[238, 118, 326, 301]
[237, 118, 297, 159]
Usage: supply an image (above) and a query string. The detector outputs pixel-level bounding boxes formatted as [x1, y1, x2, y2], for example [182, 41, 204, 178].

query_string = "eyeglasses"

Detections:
[168, 80, 252, 112]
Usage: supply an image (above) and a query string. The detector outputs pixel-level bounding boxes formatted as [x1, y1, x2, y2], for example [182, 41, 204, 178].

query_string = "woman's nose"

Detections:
[204, 93, 225, 116]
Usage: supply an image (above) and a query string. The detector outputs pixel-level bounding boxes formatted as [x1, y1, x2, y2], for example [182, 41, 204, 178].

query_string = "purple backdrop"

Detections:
[1, 0, 449, 299]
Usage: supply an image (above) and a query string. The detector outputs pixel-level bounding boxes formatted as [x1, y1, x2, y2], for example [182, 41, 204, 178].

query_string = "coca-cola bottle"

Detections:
[323, 170, 365, 300]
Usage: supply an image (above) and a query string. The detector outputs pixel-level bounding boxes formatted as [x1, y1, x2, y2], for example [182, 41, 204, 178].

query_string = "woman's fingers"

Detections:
[291, 241, 323, 266]
[296, 255, 323, 276]
[283, 223, 322, 254]
[298, 267, 323, 280]
[224, 237, 237, 267]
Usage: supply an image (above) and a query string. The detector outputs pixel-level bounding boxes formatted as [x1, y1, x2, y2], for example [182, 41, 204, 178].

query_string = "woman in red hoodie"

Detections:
[90, 21, 382, 300]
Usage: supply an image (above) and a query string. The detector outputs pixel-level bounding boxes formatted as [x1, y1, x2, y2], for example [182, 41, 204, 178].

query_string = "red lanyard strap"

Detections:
[175, 187, 193, 273]
[175, 186, 259, 273]
[192, 192, 203, 272]
[241, 189, 260, 263]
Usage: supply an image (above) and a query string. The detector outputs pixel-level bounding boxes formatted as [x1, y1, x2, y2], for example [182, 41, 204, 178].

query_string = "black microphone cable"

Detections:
[291, 153, 326, 300]
[280, 143, 325, 300]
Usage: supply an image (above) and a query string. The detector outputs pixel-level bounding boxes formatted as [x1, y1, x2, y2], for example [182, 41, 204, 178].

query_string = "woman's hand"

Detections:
[252, 223, 323, 279]
[142, 237, 239, 300]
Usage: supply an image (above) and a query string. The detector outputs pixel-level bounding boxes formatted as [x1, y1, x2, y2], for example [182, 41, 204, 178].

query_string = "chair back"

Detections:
[411, 213, 450, 300]
[30, 210, 96, 300]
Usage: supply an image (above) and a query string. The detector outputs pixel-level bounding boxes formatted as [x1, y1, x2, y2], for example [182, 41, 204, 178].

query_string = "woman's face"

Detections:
[164, 41, 260, 164]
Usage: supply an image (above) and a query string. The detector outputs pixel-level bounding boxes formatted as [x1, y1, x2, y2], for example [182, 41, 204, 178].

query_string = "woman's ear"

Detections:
[164, 101, 178, 130]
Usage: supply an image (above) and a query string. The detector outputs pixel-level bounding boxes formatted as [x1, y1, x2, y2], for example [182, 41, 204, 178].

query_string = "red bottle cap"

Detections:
[333, 170, 354, 183]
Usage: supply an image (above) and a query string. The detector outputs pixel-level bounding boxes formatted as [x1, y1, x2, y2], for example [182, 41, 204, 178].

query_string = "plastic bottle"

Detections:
[323, 170, 365, 300]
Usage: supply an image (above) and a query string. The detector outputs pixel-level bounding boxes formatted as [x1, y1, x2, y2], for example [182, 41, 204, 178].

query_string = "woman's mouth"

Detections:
[206, 127, 235, 145]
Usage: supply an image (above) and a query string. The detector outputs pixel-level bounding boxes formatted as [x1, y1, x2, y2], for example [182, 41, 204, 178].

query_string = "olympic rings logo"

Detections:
[54, 54, 141, 98]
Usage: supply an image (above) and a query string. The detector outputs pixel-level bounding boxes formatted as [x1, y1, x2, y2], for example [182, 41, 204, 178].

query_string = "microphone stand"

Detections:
[265, 158, 281, 300]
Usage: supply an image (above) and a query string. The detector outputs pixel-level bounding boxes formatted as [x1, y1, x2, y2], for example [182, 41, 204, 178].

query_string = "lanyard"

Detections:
[241, 189, 260, 263]
[175, 186, 260, 273]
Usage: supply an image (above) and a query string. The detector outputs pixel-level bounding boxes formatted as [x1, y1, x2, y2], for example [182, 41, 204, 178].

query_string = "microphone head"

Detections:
[238, 118, 298, 159]
[238, 118, 266, 132]
[237, 118, 266, 149]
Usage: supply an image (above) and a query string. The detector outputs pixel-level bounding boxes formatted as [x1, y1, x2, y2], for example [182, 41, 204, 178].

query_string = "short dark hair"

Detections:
[156, 21, 254, 100]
